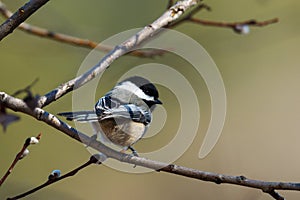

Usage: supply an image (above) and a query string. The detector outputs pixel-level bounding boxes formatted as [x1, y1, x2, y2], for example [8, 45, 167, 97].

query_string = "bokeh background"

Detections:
[1, 0, 300, 199]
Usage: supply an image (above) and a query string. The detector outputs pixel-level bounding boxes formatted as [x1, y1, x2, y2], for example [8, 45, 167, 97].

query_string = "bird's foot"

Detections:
[128, 146, 139, 157]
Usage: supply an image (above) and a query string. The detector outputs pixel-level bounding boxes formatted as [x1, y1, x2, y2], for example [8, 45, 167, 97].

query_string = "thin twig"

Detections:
[0, 0, 49, 41]
[188, 17, 279, 29]
[12, 78, 39, 98]
[1, 92, 300, 200]
[266, 189, 284, 200]
[0, 133, 41, 187]
[7, 154, 104, 200]
[0, 1, 164, 58]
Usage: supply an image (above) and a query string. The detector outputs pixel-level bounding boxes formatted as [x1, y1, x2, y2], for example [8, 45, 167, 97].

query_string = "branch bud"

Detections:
[234, 24, 250, 34]
[48, 169, 61, 180]
[19, 148, 29, 159]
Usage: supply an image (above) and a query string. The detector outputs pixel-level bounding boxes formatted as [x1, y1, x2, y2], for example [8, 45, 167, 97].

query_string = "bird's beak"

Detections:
[155, 99, 162, 105]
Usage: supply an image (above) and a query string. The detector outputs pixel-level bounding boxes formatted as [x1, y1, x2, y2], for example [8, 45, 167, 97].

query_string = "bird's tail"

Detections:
[57, 111, 99, 122]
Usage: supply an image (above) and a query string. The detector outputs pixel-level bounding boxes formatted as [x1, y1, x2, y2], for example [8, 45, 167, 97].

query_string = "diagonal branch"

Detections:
[0, 0, 49, 41]
[1, 92, 300, 200]
[36, 0, 200, 108]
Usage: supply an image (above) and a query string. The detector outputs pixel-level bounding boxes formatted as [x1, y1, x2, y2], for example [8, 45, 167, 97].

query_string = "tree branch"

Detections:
[1, 92, 300, 200]
[36, 0, 200, 108]
[0, 0, 49, 41]
[0, 1, 286, 199]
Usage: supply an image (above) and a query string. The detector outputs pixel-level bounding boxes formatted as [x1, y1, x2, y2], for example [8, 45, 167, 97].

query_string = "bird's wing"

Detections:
[58, 95, 117, 122]
[95, 95, 120, 115]
[59, 95, 151, 124]
[101, 104, 151, 125]
[57, 111, 99, 122]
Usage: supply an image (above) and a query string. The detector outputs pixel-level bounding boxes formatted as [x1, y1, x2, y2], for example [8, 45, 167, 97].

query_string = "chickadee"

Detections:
[58, 76, 162, 156]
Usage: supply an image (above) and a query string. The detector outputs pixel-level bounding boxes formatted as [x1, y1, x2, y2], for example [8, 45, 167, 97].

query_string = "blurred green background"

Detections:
[1, 0, 300, 199]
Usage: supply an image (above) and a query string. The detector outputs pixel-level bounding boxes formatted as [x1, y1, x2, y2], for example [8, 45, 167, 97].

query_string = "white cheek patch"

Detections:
[116, 81, 155, 101]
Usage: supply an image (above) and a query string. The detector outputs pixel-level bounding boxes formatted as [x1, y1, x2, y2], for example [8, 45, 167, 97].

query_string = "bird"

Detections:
[58, 76, 162, 156]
